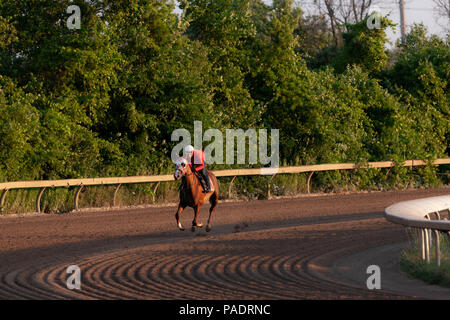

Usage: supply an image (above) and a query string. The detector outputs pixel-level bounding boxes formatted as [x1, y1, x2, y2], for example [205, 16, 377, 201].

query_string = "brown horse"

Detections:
[173, 158, 219, 232]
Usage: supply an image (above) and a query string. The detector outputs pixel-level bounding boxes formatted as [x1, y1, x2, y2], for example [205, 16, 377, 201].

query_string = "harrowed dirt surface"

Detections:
[0, 187, 449, 300]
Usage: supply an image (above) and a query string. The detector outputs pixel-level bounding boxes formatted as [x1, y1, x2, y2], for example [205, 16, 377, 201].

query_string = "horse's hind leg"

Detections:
[206, 193, 218, 232]
[175, 204, 186, 231]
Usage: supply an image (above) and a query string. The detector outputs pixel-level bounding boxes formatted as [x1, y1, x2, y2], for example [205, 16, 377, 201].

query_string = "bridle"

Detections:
[175, 159, 194, 179]
[175, 162, 197, 194]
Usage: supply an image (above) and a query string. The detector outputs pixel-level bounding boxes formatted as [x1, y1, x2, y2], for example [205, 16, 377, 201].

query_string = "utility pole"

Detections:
[399, 0, 407, 44]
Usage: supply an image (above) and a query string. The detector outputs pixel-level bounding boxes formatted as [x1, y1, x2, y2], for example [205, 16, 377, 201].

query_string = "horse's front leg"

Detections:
[191, 205, 203, 232]
[175, 203, 186, 231]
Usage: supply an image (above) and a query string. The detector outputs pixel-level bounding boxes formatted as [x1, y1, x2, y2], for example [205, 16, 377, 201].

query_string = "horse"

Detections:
[173, 158, 219, 232]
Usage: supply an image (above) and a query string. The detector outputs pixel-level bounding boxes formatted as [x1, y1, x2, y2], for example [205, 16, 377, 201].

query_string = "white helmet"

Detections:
[184, 145, 194, 154]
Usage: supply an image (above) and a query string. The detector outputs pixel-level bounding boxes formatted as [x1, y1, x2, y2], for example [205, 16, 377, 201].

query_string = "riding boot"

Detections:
[201, 168, 211, 193]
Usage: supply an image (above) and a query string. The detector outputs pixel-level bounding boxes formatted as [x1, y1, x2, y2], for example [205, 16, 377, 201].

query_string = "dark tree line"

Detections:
[0, 0, 448, 186]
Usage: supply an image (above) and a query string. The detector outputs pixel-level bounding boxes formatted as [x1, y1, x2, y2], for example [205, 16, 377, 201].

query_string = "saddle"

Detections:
[178, 171, 214, 193]
[194, 170, 214, 192]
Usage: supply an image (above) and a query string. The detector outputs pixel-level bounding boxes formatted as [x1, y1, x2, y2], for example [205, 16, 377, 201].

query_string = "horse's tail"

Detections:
[207, 170, 220, 201]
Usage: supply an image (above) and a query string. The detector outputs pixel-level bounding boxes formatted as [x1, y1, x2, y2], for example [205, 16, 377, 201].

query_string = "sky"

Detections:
[358, 0, 447, 46]
[292, 0, 449, 47]
[384, 0, 448, 45]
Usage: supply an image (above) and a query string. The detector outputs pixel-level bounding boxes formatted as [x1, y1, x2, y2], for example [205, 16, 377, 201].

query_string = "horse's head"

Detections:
[174, 157, 189, 180]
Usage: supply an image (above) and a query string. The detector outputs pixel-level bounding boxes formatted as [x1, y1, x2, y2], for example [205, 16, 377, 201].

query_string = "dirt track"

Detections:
[1, 187, 449, 300]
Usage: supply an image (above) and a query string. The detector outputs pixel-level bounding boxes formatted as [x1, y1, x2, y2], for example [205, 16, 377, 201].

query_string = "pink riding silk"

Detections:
[188, 149, 206, 171]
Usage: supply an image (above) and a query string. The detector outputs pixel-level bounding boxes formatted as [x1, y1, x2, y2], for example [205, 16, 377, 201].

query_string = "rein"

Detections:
[179, 168, 197, 199]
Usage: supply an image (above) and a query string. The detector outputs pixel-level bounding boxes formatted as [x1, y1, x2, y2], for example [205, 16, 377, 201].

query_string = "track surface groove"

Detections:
[1, 187, 449, 299]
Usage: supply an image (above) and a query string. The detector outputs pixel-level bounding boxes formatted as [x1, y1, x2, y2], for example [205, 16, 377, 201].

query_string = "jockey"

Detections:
[184, 145, 211, 193]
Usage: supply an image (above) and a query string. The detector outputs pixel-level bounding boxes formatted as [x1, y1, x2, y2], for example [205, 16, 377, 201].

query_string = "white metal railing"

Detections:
[385, 195, 450, 266]
[0, 158, 449, 214]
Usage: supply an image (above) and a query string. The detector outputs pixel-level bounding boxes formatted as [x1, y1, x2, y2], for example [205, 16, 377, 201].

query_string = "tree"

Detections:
[0, 0, 123, 179]
[0, 16, 17, 49]
[433, 0, 450, 19]
[0, 76, 40, 181]
[387, 24, 449, 104]
[312, 0, 382, 47]
[0, 0, 123, 128]
[432, 0, 450, 32]
[295, 13, 334, 58]
[97, 0, 216, 173]
[383, 24, 449, 156]
[180, 0, 257, 128]
[333, 15, 394, 75]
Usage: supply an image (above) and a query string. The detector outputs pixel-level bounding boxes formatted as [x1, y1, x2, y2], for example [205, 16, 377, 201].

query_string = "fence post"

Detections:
[36, 187, 46, 213]
[113, 183, 122, 207]
[0, 189, 8, 213]
[74, 185, 84, 211]
[113, 183, 121, 207]
[429, 227, 433, 247]
[307, 171, 314, 194]
[425, 215, 432, 247]
[421, 228, 426, 261]
[228, 176, 236, 199]
[424, 228, 430, 264]
[152, 182, 160, 203]
[267, 174, 276, 199]
[434, 230, 440, 267]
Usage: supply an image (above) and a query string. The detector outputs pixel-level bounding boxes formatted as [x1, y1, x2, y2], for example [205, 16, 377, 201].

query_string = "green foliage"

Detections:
[401, 232, 450, 288]
[100, 0, 217, 174]
[181, 0, 258, 127]
[0, 15, 17, 49]
[0, 1, 448, 211]
[295, 14, 333, 59]
[333, 16, 394, 75]
[0, 75, 40, 180]
[383, 24, 449, 157]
